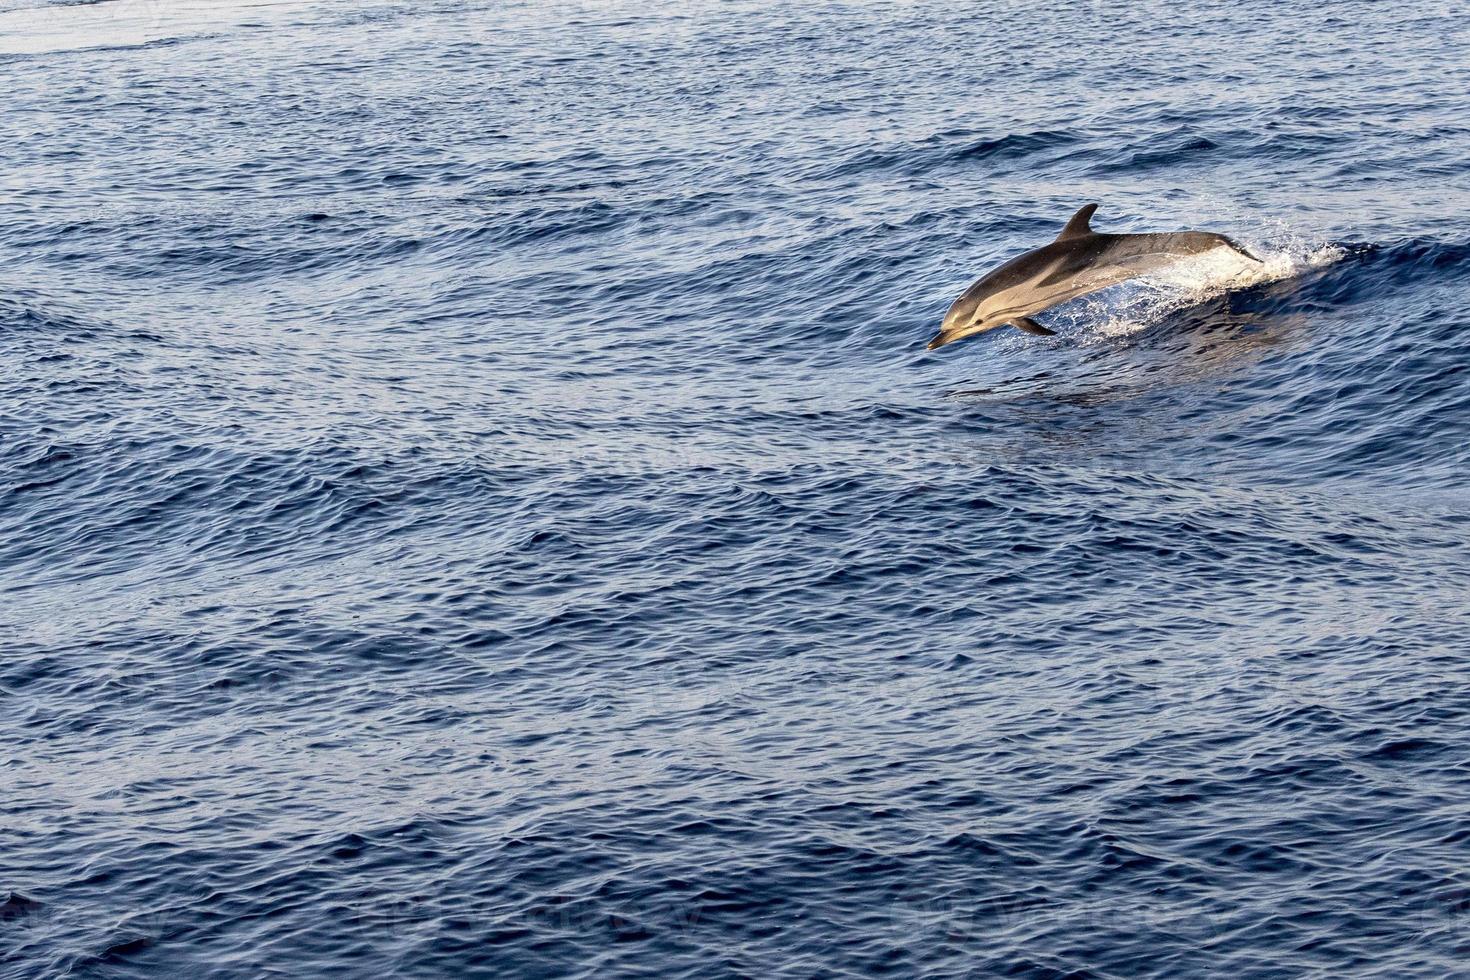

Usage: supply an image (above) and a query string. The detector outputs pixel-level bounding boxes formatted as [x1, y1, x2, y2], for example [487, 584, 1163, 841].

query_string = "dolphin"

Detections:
[926, 204, 1263, 350]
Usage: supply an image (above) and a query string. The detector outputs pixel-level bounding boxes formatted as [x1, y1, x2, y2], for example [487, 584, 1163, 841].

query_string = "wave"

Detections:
[820, 128, 1079, 180]
[1078, 238, 1351, 340]
[1039, 232, 1470, 342]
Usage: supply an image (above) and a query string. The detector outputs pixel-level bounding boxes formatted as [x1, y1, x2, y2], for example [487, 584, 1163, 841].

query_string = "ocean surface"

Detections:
[4, 1, 1470, 976]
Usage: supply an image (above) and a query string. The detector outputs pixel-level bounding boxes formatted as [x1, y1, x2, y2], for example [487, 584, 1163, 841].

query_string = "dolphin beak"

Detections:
[926, 333, 949, 351]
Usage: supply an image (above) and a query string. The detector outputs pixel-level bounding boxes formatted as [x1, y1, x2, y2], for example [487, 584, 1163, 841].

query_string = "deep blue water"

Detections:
[4, 1, 1470, 976]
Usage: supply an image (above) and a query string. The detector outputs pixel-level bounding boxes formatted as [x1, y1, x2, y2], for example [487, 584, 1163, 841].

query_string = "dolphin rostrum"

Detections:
[926, 204, 1263, 350]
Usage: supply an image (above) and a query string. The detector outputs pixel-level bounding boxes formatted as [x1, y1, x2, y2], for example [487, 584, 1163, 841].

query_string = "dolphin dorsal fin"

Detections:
[1055, 203, 1099, 242]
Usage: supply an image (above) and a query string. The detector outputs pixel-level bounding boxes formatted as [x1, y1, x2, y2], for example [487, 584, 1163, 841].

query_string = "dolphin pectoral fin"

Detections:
[1011, 317, 1056, 337]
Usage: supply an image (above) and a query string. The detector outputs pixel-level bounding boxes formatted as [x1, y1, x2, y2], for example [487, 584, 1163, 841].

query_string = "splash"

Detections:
[1077, 233, 1347, 339]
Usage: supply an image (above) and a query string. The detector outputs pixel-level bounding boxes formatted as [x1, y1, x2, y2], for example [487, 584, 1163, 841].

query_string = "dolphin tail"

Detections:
[1218, 234, 1265, 264]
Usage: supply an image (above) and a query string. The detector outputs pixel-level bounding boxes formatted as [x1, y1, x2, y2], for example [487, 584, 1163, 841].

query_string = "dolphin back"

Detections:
[1116, 229, 1262, 263]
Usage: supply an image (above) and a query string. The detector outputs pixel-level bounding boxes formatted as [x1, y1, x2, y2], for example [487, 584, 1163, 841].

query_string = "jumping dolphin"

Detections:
[926, 204, 1263, 350]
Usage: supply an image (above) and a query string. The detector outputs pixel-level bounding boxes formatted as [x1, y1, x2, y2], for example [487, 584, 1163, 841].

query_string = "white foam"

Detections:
[1078, 234, 1346, 339]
